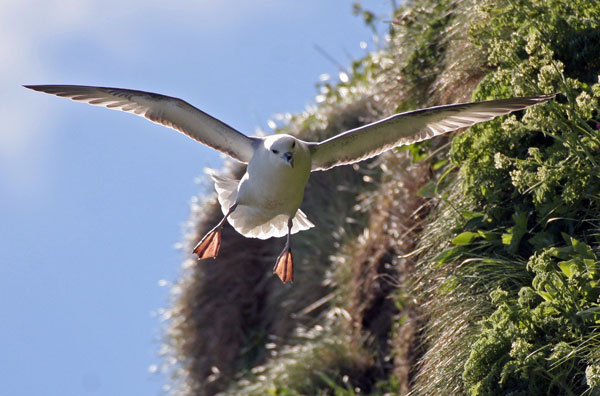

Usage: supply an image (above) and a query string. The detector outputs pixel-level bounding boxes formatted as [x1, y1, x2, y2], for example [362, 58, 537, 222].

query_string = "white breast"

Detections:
[237, 140, 311, 216]
[210, 139, 314, 239]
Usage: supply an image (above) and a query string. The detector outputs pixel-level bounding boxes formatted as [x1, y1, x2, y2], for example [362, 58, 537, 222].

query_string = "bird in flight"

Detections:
[24, 85, 555, 283]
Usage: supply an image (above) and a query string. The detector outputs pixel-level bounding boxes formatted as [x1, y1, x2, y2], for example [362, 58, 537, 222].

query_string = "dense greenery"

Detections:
[443, 1, 600, 394]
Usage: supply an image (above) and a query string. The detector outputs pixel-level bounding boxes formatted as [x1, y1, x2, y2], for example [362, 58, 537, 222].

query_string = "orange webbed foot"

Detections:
[273, 248, 293, 283]
[193, 229, 222, 259]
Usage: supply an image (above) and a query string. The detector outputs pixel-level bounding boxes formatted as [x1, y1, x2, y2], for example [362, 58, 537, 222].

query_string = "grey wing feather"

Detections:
[309, 94, 556, 171]
[24, 85, 257, 163]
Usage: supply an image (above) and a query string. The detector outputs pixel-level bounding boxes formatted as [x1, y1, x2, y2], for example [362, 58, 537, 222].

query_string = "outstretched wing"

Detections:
[24, 85, 258, 163]
[309, 94, 556, 171]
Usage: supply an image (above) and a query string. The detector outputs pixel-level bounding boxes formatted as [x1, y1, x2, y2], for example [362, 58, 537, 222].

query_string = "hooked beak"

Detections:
[283, 152, 294, 168]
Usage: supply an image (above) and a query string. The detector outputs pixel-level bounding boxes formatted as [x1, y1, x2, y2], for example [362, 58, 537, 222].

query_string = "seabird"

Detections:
[24, 85, 556, 282]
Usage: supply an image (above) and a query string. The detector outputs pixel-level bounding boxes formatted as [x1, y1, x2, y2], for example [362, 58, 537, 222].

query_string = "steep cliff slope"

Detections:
[162, 0, 600, 394]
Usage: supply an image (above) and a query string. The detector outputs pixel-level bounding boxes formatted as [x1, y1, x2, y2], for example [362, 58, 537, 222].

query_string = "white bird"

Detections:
[24, 85, 556, 282]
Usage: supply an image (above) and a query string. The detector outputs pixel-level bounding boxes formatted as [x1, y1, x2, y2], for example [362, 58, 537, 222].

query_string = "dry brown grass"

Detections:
[342, 151, 431, 381]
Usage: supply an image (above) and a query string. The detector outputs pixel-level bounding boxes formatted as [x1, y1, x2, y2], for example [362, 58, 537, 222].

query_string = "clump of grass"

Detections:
[217, 310, 382, 396]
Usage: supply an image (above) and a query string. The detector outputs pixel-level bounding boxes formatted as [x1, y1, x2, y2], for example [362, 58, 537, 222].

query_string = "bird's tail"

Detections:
[209, 171, 314, 240]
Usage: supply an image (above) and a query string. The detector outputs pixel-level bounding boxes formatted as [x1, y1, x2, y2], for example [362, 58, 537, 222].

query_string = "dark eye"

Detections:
[291, 141, 296, 149]
[272, 149, 279, 154]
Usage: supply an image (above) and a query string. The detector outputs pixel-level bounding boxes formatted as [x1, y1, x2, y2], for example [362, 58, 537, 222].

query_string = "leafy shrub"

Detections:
[463, 237, 600, 395]
[435, 0, 600, 394]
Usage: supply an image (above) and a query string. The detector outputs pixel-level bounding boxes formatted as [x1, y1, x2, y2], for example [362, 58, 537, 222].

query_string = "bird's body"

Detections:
[24, 84, 556, 282]
[218, 134, 313, 239]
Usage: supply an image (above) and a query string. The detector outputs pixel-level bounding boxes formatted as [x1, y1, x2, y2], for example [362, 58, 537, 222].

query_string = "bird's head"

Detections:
[265, 135, 298, 168]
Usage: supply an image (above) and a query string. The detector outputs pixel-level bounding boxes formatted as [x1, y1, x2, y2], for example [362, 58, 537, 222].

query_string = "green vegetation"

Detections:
[446, 1, 600, 394]
[163, 0, 600, 395]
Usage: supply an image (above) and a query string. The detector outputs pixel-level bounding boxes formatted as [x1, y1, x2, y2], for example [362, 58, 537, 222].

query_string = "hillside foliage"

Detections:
[162, 0, 600, 395]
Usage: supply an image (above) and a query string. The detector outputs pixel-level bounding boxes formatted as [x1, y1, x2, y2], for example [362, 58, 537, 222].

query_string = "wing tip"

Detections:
[23, 84, 64, 94]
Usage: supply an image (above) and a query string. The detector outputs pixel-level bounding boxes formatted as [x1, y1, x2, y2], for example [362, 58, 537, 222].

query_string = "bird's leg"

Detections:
[193, 203, 238, 260]
[273, 218, 294, 283]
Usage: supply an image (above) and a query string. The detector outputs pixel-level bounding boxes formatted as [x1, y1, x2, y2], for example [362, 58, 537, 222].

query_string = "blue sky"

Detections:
[1, 1, 393, 394]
